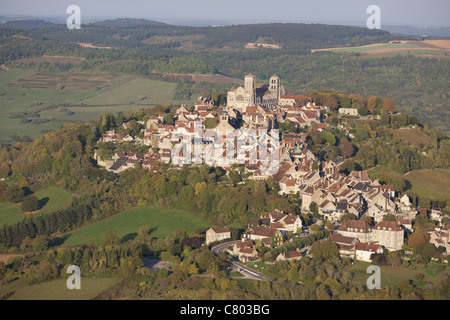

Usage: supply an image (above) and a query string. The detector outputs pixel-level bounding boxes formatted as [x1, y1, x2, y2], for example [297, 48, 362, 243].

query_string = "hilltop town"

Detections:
[93, 74, 450, 267]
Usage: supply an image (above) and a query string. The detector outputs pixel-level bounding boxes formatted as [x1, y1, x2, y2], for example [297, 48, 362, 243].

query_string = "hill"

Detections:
[91, 18, 167, 27]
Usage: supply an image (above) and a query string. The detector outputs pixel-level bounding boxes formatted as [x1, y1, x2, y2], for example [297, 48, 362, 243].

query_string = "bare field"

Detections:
[76, 42, 112, 49]
[389, 127, 432, 148]
[163, 73, 243, 85]
[245, 42, 281, 49]
[311, 40, 450, 58]
[5, 72, 120, 90]
[14, 55, 85, 66]
[0, 254, 25, 264]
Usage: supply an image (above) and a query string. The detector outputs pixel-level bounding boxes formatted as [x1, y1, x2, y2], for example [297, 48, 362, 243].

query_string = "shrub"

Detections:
[21, 194, 40, 212]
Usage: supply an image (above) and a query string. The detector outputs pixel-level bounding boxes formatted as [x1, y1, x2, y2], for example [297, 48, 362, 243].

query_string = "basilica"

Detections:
[226, 74, 285, 111]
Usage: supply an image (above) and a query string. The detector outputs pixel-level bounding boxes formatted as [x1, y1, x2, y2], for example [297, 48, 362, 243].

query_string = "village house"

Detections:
[338, 108, 359, 116]
[335, 219, 372, 243]
[371, 221, 404, 251]
[355, 242, 383, 262]
[243, 226, 284, 248]
[428, 226, 450, 254]
[328, 233, 359, 258]
[276, 249, 302, 262]
[260, 209, 303, 233]
[205, 227, 231, 245]
[232, 240, 259, 262]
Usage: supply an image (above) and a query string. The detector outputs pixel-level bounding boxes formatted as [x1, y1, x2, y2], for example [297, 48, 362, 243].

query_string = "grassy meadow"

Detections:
[0, 187, 73, 226]
[348, 260, 448, 290]
[62, 206, 209, 246]
[368, 166, 450, 203]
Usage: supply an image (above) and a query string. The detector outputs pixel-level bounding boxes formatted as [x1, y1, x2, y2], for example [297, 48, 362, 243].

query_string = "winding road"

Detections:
[211, 240, 274, 282]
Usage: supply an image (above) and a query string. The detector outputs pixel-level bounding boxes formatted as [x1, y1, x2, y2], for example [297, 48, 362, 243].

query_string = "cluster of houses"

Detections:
[96, 74, 330, 175]
[206, 209, 304, 262]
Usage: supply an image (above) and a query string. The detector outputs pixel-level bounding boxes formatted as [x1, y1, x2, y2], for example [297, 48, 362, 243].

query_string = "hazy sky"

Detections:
[1, 0, 449, 27]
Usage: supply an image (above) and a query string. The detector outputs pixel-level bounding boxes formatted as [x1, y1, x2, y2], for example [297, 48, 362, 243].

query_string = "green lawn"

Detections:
[1, 277, 122, 300]
[0, 187, 73, 226]
[348, 260, 445, 289]
[62, 206, 209, 245]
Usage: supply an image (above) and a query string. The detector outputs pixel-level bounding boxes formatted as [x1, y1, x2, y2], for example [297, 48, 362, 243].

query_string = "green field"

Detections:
[368, 166, 450, 202]
[348, 260, 446, 289]
[0, 187, 73, 226]
[0, 68, 187, 144]
[405, 169, 450, 201]
[0, 277, 122, 300]
[80, 77, 183, 106]
[62, 206, 209, 245]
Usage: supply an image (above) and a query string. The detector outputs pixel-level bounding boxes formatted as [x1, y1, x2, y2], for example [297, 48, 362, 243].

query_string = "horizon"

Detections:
[0, 0, 449, 28]
[0, 14, 448, 30]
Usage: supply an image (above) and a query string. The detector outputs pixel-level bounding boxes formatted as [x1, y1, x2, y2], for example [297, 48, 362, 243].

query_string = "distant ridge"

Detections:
[91, 18, 166, 27]
[1, 19, 54, 30]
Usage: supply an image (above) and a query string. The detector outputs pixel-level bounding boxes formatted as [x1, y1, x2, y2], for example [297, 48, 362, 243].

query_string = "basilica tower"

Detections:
[244, 74, 256, 105]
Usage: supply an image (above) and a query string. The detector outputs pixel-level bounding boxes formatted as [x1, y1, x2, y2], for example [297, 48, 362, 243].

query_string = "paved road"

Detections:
[211, 241, 273, 282]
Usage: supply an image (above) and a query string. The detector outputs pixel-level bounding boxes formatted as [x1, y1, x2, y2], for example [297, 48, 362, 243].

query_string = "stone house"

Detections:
[206, 227, 231, 245]
[371, 221, 404, 251]
[335, 219, 372, 243]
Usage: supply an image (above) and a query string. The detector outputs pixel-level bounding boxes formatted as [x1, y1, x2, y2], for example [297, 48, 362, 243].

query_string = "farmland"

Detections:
[61, 206, 209, 246]
[0, 68, 189, 144]
[311, 40, 450, 59]
[5, 72, 119, 90]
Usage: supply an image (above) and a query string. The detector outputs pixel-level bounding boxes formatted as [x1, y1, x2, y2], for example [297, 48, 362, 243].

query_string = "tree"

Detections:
[32, 235, 48, 252]
[322, 131, 336, 145]
[338, 138, 354, 158]
[310, 240, 339, 262]
[340, 213, 357, 223]
[21, 194, 40, 212]
[357, 105, 369, 116]
[204, 118, 219, 129]
[0, 163, 11, 178]
[366, 95, 378, 114]
[173, 228, 187, 242]
[6, 185, 26, 203]
[309, 202, 318, 216]
[228, 171, 241, 185]
[382, 214, 396, 222]
[101, 230, 120, 247]
[408, 231, 430, 248]
[97, 112, 116, 134]
[139, 225, 151, 237]
[383, 98, 397, 113]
